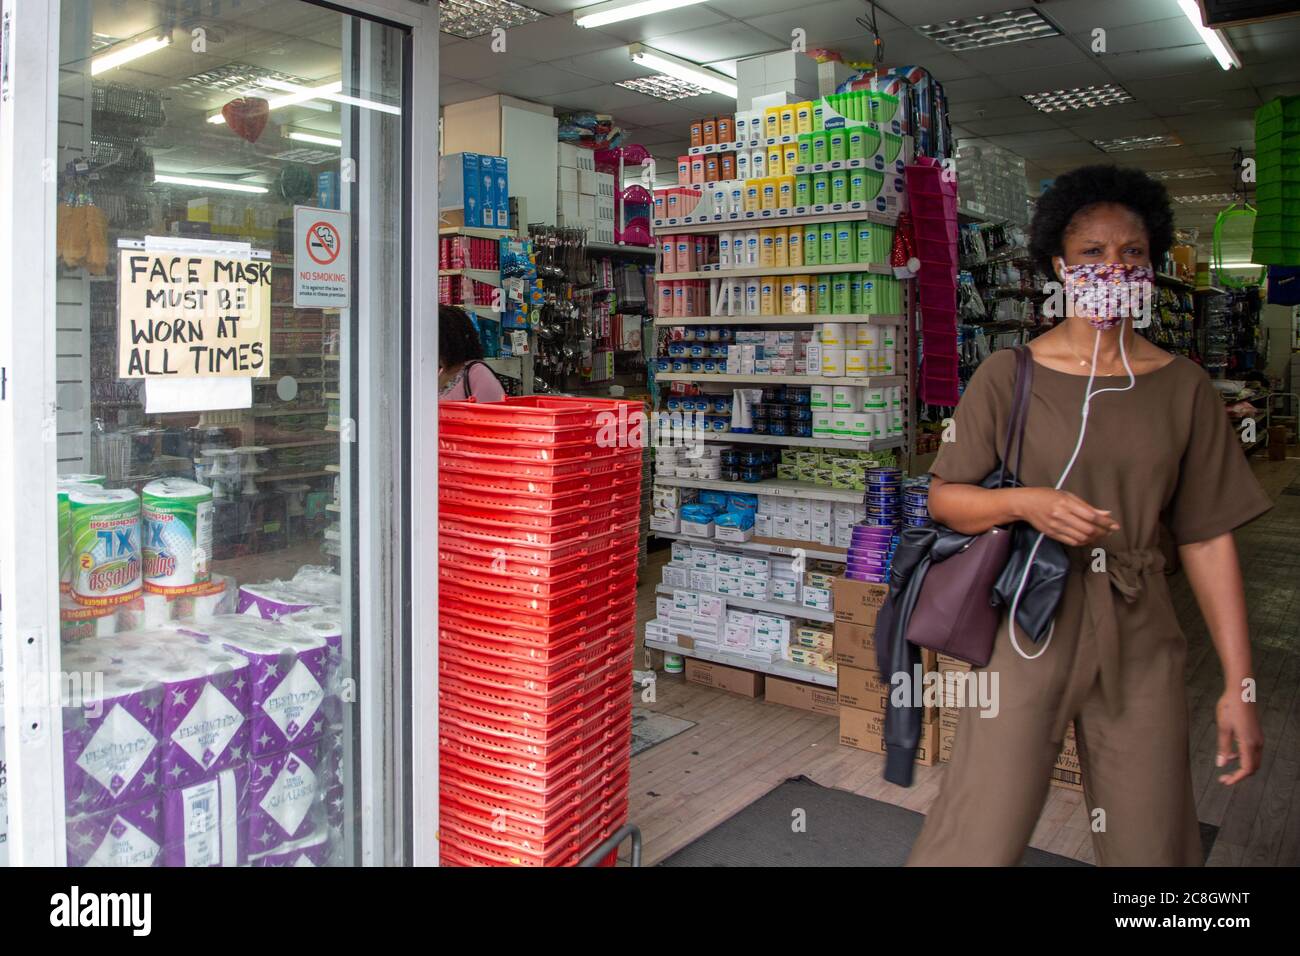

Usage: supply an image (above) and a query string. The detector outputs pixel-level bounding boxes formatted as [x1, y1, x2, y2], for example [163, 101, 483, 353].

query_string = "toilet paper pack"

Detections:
[249, 828, 331, 867]
[248, 740, 330, 855]
[60, 647, 165, 817]
[66, 794, 163, 867]
[184, 616, 334, 755]
[237, 566, 341, 620]
[160, 764, 248, 867]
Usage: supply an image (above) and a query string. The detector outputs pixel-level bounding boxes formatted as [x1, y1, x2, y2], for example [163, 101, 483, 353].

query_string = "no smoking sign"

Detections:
[293, 205, 351, 308]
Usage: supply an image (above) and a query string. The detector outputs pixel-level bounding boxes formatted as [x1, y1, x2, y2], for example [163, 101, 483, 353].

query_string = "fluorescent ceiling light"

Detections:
[262, 78, 399, 117]
[576, 0, 709, 29]
[1093, 134, 1181, 152]
[628, 44, 736, 98]
[616, 74, 707, 100]
[1178, 0, 1240, 70]
[155, 174, 268, 194]
[1173, 192, 1236, 204]
[917, 8, 1059, 52]
[288, 131, 342, 148]
[1220, 262, 1262, 268]
[1149, 167, 1215, 181]
[1022, 84, 1133, 113]
[208, 80, 343, 124]
[90, 34, 172, 75]
[441, 0, 545, 38]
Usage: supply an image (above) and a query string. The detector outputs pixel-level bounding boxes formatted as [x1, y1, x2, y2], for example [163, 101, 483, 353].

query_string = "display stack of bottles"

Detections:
[440, 235, 501, 271]
[436, 396, 644, 866]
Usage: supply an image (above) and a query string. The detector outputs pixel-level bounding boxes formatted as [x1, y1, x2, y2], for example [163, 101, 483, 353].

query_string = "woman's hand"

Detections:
[1215, 687, 1263, 785]
[1012, 487, 1119, 546]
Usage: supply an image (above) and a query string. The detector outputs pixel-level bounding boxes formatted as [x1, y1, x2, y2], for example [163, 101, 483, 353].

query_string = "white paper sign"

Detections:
[293, 206, 351, 308]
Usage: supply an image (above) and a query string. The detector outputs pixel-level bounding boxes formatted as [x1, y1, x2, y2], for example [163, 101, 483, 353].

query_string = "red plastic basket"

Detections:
[439, 673, 629, 735]
[439, 768, 629, 845]
[439, 496, 636, 533]
[437, 520, 635, 563]
[439, 750, 630, 822]
[439, 480, 624, 515]
[438, 446, 641, 481]
[438, 689, 631, 754]
[440, 710, 630, 784]
[440, 396, 605, 429]
[439, 458, 641, 499]
[438, 435, 596, 463]
[437, 531, 638, 584]
[440, 574, 635, 619]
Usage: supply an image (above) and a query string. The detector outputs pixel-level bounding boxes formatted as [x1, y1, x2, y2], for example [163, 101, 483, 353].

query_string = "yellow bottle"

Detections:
[760, 275, 776, 316]
[772, 227, 788, 268]
[788, 228, 804, 267]
[783, 143, 799, 175]
[778, 174, 796, 210]
[795, 101, 814, 134]
[779, 105, 796, 138]
[764, 107, 782, 142]
[744, 179, 761, 213]
[760, 177, 778, 211]
[759, 228, 776, 267]
[767, 145, 784, 177]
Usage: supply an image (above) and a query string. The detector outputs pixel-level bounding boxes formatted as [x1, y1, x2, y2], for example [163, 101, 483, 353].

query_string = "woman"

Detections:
[439, 305, 506, 402]
[908, 165, 1270, 866]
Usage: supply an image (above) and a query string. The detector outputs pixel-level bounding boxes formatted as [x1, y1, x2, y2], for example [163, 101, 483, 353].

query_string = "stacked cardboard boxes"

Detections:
[557, 143, 616, 243]
[439, 151, 509, 229]
[833, 577, 940, 766]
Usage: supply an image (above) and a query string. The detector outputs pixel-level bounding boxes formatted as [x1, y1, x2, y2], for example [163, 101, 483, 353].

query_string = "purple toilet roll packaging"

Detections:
[160, 764, 249, 867]
[60, 646, 165, 817]
[66, 794, 163, 867]
[248, 741, 329, 855]
[237, 566, 341, 621]
[249, 828, 331, 867]
[183, 616, 332, 755]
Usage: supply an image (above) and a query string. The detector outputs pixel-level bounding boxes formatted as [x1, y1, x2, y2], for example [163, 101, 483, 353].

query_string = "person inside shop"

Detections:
[439, 305, 506, 402]
[908, 164, 1270, 866]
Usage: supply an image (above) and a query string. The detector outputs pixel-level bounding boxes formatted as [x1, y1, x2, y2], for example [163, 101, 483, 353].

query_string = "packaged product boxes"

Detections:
[493, 155, 509, 227]
[838, 706, 940, 766]
[938, 707, 960, 763]
[833, 577, 889, 627]
[440, 152, 491, 226]
[833, 620, 875, 669]
[765, 675, 838, 716]
[685, 658, 764, 698]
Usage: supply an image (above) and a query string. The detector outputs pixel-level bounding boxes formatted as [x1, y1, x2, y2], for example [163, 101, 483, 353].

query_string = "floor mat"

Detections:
[658, 775, 1219, 866]
[631, 706, 695, 758]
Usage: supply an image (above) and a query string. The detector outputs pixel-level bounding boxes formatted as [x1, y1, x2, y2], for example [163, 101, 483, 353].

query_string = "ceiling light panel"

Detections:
[616, 74, 705, 100]
[1148, 167, 1216, 180]
[440, 0, 546, 39]
[1173, 193, 1236, 204]
[916, 8, 1060, 52]
[1093, 134, 1182, 152]
[1022, 84, 1133, 113]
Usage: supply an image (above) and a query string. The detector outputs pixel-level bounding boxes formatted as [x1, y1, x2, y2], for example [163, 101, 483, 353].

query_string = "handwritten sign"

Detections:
[118, 251, 272, 378]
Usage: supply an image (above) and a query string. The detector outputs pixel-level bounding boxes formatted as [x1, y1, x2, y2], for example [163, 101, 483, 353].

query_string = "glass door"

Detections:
[0, 0, 426, 867]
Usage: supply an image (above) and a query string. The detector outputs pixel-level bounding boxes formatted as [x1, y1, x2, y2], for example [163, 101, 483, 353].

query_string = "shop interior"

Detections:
[4, 0, 1299, 870]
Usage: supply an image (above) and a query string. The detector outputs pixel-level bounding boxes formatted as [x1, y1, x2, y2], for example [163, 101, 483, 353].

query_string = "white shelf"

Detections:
[654, 206, 899, 233]
[645, 637, 837, 688]
[688, 432, 906, 452]
[438, 268, 500, 286]
[439, 225, 516, 239]
[667, 263, 895, 281]
[656, 373, 904, 386]
[653, 475, 866, 503]
[652, 313, 905, 327]
[653, 531, 845, 562]
[654, 584, 833, 623]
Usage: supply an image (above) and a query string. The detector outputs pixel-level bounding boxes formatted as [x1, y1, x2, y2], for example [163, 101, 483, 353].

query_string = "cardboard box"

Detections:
[1051, 721, 1083, 791]
[834, 620, 876, 669]
[836, 664, 890, 713]
[838, 706, 940, 765]
[765, 675, 838, 716]
[833, 577, 889, 627]
[938, 707, 961, 763]
[685, 658, 765, 698]
[557, 166, 578, 192]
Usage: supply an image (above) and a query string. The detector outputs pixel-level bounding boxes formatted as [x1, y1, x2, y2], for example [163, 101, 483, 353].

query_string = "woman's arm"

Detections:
[1179, 531, 1262, 785]
[928, 475, 1119, 546]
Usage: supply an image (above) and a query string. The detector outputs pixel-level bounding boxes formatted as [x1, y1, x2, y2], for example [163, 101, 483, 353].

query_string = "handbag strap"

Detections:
[996, 346, 1034, 487]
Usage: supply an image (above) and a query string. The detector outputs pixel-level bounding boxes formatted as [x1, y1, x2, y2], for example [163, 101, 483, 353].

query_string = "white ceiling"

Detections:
[441, 0, 1300, 245]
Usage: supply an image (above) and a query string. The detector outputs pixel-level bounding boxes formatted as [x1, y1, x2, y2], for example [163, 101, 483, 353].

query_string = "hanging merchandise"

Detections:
[221, 96, 271, 143]
[56, 163, 110, 276]
[1213, 200, 1266, 288]
[1252, 95, 1300, 266]
[278, 164, 317, 204]
[836, 65, 952, 160]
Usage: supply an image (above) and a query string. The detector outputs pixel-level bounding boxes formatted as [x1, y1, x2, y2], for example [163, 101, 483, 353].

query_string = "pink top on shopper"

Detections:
[440, 361, 506, 402]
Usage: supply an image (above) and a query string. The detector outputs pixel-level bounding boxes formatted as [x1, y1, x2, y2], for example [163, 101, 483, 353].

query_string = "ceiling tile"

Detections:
[1127, 71, 1253, 100]
[644, 22, 786, 63]
[1258, 82, 1300, 100]
[875, 0, 1037, 28]
[746, 0, 886, 48]
[1143, 86, 1261, 118]
[1225, 20, 1300, 62]
[1100, 45, 1223, 81]
[989, 59, 1116, 97]
[1038, 0, 1183, 33]
[984, 128, 1083, 149]
[525, 0, 592, 13]
[1163, 115, 1257, 145]
[1224, 16, 1300, 41]
[439, 39, 539, 81]
[611, 100, 701, 127]
[584, 6, 727, 44]
[950, 36, 1088, 72]
[439, 80, 497, 105]
[706, 58, 739, 78]
[1007, 141, 1107, 161]
[1061, 114, 1176, 142]
[959, 113, 1065, 137]
[560, 45, 650, 82]
[1238, 59, 1300, 88]
[947, 95, 1042, 121]
[704, 0, 820, 17]
[542, 84, 652, 114]
[619, 126, 681, 146]
[501, 15, 626, 60]
[1087, 17, 1205, 53]
[942, 76, 1009, 105]
[489, 63, 605, 98]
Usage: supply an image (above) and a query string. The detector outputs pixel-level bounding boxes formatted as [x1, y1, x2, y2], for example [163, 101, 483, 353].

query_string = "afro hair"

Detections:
[1028, 164, 1174, 277]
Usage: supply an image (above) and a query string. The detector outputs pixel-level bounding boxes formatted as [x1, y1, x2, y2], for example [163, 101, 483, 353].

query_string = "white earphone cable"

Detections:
[1007, 322, 1136, 659]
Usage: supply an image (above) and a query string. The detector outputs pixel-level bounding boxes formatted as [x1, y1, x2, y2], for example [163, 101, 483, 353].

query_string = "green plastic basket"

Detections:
[1213, 203, 1266, 288]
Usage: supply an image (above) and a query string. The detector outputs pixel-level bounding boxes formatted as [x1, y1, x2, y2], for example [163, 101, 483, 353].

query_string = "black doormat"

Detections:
[658, 775, 1218, 867]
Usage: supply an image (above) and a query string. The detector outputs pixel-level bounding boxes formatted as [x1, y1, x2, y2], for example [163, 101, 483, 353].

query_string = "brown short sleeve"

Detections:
[931, 348, 1015, 484]
[1165, 370, 1272, 544]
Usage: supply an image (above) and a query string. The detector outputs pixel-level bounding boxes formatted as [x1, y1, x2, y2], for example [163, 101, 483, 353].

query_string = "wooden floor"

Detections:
[627, 452, 1300, 867]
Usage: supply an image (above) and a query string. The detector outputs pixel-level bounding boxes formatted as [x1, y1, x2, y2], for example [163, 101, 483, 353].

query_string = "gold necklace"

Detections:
[1065, 331, 1131, 375]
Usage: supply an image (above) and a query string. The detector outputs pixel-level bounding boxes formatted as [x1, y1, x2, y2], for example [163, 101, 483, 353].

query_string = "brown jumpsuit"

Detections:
[908, 350, 1271, 866]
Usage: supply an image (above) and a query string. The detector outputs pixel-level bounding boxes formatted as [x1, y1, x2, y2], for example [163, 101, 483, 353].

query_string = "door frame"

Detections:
[0, 0, 440, 867]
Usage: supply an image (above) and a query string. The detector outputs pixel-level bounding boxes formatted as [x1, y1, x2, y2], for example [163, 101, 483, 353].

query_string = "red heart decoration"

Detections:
[221, 97, 270, 143]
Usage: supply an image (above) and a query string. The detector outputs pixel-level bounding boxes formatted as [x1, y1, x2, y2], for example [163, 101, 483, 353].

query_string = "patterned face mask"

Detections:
[1057, 261, 1155, 330]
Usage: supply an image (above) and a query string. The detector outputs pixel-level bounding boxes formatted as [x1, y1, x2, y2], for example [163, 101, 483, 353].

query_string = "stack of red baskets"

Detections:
[437, 396, 645, 866]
